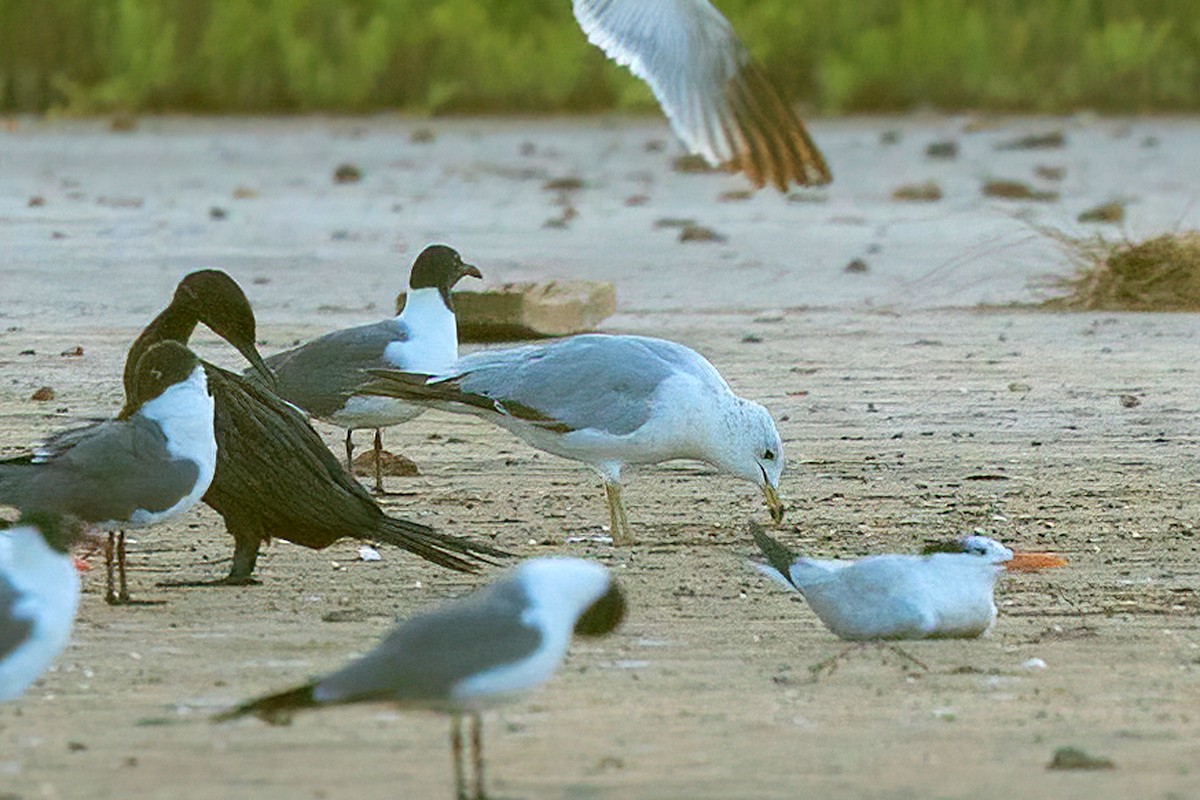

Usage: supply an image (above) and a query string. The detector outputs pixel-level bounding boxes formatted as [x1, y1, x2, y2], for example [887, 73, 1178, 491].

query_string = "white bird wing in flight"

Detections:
[572, 0, 831, 190]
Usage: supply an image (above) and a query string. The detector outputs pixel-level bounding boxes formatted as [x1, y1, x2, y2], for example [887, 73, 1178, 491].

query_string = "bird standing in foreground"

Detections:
[1, 513, 87, 702]
[259, 244, 482, 494]
[215, 557, 625, 800]
[124, 270, 506, 584]
[751, 524, 1067, 669]
[572, 0, 832, 190]
[0, 341, 217, 603]
[361, 334, 785, 545]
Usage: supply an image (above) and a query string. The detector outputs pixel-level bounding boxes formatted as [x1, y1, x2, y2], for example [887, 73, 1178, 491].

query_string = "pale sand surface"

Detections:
[1, 116, 1198, 799]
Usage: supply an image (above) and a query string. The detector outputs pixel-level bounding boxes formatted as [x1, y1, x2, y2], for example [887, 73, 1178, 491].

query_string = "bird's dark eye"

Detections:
[763, 450, 775, 461]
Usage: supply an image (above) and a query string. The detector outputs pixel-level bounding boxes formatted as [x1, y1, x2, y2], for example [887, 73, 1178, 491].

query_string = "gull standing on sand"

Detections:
[260, 245, 482, 493]
[0, 342, 217, 603]
[0, 513, 86, 702]
[362, 334, 785, 545]
[572, 0, 832, 190]
[215, 557, 625, 800]
[751, 524, 1067, 641]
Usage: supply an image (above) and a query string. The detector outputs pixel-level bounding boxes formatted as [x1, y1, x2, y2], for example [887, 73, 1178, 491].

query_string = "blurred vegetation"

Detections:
[1, 0, 1198, 114]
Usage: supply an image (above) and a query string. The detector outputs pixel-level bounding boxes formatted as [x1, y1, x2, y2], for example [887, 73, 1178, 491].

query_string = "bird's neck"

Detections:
[122, 303, 198, 401]
[392, 288, 459, 372]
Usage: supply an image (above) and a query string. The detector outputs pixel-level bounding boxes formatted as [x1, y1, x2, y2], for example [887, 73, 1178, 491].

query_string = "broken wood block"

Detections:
[400, 281, 616, 342]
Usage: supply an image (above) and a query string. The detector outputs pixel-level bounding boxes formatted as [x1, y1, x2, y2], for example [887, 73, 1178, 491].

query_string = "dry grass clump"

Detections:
[1047, 232, 1200, 311]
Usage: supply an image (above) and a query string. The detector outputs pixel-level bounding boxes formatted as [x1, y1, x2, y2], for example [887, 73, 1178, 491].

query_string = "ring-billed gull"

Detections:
[363, 333, 785, 545]
[215, 557, 624, 800]
[260, 244, 481, 493]
[573, 0, 832, 190]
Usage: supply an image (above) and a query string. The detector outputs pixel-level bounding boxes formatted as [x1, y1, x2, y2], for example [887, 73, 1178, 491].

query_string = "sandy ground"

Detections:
[1, 116, 1199, 800]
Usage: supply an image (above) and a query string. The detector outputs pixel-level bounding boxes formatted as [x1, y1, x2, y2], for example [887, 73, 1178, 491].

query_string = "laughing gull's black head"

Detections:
[408, 245, 482, 311]
[11, 511, 87, 554]
[127, 340, 202, 411]
[173, 270, 274, 386]
[573, 578, 626, 637]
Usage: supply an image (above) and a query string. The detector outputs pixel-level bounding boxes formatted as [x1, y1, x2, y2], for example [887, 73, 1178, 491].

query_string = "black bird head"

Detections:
[173, 269, 274, 386]
[407, 244, 482, 311]
[574, 578, 626, 637]
[126, 340, 203, 412]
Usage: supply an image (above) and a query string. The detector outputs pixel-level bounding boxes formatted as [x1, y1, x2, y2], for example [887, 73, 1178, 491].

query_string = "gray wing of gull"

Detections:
[314, 576, 543, 705]
[259, 319, 410, 419]
[572, 0, 831, 190]
[0, 566, 34, 662]
[443, 335, 711, 436]
[0, 416, 199, 524]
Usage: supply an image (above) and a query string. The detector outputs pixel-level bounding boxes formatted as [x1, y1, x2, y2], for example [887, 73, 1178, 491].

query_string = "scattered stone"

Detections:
[251, 276, 271, 285]
[19, 349, 35, 355]
[209, 206, 227, 220]
[358, 545, 382, 562]
[844, 258, 869, 274]
[1141, 136, 1160, 149]
[333, 163, 362, 184]
[409, 127, 436, 144]
[1078, 202, 1125, 224]
[30, 386, 56, 401]
[654, 217, 696, 229]
[624, 194, 650, 207]
[410, 281, 616, 342]
[679, 224, 726, 243]
[1008, 382, 1031, 392]
[28, 195, 44, 207]
[718, 189, 753, 202]
[925, 141, 958, 159]
[982, 180, 1059, 202]
[109, 113, 137, 132]
[1118, 394, 1141, 408]
[543, 207, 578, 229]
[543, 176, 584, 192]
[1047, 747, 1115, 771]
[1021, 657, 1047, 670]
[996, 131, 1066, 150]
[879, 129, 901, 145]
[321, 608, 369, 623]
[51, 231, 68, 240]
[892, 181, 943, 202]
[644, 139, 666, 153]
[741, 334, 763, 344]
[787, 191, 828, 204]
[672, 154, 717, 174]
[60, 346, 84, 357]
[352, 449, 420, 478]
[1035, 165, 1067, 181]
[232, 186, 258, 199]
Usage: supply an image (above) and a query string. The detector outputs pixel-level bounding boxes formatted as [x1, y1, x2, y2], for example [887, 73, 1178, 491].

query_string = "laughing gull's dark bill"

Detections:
[258, 244, 481, 493]
[125, 269, 506, 585]
[363, 333, 785, 545]
[216, 557, 624, 800]
[751, 523, 1068, 641]
[573, 0, 831, 190]
[1, 513, 87, 702]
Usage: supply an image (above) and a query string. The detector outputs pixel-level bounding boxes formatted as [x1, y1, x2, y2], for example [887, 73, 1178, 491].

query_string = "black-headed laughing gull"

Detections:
[1, 341, 216, 603]
[572, 0, 831, 190]
[1, 513, 86, 702]
[125, 270, 505, 585]
[752, 524, 1067, 641]
[216, 557, 625, 800]
[261, 244, 481, 493]
[362, 334, 785, 545]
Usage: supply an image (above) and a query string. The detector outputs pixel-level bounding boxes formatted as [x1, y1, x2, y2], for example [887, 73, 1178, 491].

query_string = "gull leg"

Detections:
[808, 642, 929, 680]
[116, 530, 130, 603]
[372, 428, 385, 494]
[603, 481, 634, 546]
[879, 643, 929, 673]
[344, 430, 355, 472]
[470, 713, 485, 800]
[105, 531, 117, 605]
[450, 715, 467, 800]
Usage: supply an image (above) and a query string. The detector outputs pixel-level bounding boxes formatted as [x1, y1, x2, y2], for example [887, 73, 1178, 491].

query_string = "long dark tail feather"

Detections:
[373, 516, 511, 574]
[212, 683, 318, 725]
[750, 522, 799, 582]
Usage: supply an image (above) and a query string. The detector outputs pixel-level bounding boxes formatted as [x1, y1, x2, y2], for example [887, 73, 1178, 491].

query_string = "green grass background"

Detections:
[2, 0, 1197, 114]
